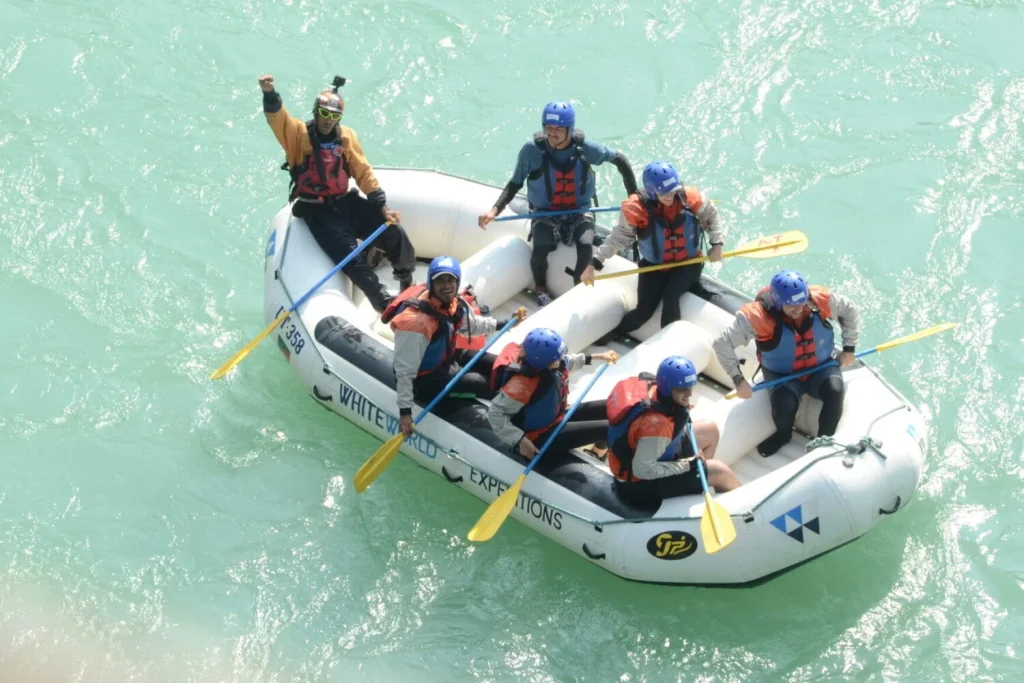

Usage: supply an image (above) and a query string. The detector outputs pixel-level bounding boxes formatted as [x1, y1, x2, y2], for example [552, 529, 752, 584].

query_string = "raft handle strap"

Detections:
[441, 466, 463, 483]
[879, 496, 901, 515]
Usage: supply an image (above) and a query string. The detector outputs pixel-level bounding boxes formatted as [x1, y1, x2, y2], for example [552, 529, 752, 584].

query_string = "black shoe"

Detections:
[398, 276, 414, 292]
[757, 432, 790, 457]
[372, 295, 394, 314]
[597, 326, 636, 345]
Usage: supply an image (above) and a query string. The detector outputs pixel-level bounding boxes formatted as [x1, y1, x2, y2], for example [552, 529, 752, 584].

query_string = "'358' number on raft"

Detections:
[274, 306, 306, 356]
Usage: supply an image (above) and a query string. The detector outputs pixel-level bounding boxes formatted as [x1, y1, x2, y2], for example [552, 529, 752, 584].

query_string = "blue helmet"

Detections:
[642, 160, 681, 196]
[656, 356, 698, 397]
[523, 328, 566, 369]
[542, 101, 575, 130]
[769, 270, 809, 308]
[427, 255, 461, 290]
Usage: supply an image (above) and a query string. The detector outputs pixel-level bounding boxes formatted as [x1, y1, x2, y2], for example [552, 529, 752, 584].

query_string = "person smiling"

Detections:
[581, 160, 725, 335]
[712, 270, 862, 457]
[382, 256, 527, 438]
[478, 101, 638, 304]
[259, 73, 416, 312]
[607, 356, 740, 503]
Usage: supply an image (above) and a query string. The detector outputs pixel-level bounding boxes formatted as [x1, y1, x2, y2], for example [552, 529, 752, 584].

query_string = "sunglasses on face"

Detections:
[317, 108, 342, 121]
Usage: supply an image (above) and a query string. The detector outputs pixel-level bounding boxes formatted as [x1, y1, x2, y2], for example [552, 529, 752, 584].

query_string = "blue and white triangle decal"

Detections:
[770, 503, 820, 543]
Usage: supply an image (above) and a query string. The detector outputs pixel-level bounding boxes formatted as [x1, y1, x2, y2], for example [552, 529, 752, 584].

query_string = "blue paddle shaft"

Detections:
[522, 363, 610, 476]
[493, 206, 619, 222]
[413, 316, 520, 426]
[287, 221, 390, 314]
[688, 422, 712, 495]
[751, 348, 876, 393]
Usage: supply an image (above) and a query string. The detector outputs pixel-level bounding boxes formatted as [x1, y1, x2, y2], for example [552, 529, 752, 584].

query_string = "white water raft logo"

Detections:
[770, 504, 820, 543]
[335, 380, 442, 460]
[646, 531, 698, 560]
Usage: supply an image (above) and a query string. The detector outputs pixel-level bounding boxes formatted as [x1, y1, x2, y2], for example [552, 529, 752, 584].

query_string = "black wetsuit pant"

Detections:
[412, 351, 499, 408]
[522, 400, 608, 453]
[293, 192, 415, 311]
[757, 364, 845, 456]
[529, 212, 596, 287]
[618, 260, 704, 333]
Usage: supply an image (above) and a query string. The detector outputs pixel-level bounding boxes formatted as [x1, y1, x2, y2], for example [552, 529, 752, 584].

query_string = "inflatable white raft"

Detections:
[261, 168, 928, 585]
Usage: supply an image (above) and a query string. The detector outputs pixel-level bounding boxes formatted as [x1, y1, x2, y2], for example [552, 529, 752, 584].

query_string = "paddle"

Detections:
[493, 199, 721, 224]
[585, 230, 808, 285]
[725, 322, 959, 399]
[689, 423, 736, 554]
[353, 315, 522, 493]
[210, 222, 391, 381]
[493, 206, 620, 222]
[467, 362, 612, 542]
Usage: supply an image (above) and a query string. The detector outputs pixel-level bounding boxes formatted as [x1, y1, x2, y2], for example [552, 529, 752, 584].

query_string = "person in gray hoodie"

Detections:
[712, 270, 862, 456]
[580, 160, 725, 335]
[487, 328, 617, 458]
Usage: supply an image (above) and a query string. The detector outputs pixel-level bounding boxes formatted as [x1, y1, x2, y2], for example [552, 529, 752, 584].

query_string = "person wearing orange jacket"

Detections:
[712, 270, 861, 456]
[607, 356, 740, 504]
[259, 73, 416, 312]
[580, 160, 724, 334]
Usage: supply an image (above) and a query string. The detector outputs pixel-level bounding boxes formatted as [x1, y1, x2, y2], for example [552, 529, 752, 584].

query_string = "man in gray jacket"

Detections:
[487, 327, 617, 458]
[712, 270, 862, 456]
[580, 160, 724, 334]
[382, 256, 526, 438]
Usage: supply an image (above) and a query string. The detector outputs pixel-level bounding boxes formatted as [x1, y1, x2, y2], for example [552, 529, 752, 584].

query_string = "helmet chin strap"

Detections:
[655, 388, 676, 407]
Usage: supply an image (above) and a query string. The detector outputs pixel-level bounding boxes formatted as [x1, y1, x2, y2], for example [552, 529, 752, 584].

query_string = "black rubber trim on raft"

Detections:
[311, 275, 754, 520]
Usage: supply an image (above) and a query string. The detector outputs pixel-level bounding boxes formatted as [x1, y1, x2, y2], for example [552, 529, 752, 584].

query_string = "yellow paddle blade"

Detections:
[700, 492, 736, 554]
[729, 230, 808, 259]
[724, 390, 739, 401]
[876, 322, 958, 353]
[354, 433, 406, 493]
[467, 474, 526, 542]
[210, 308, 290, 380]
